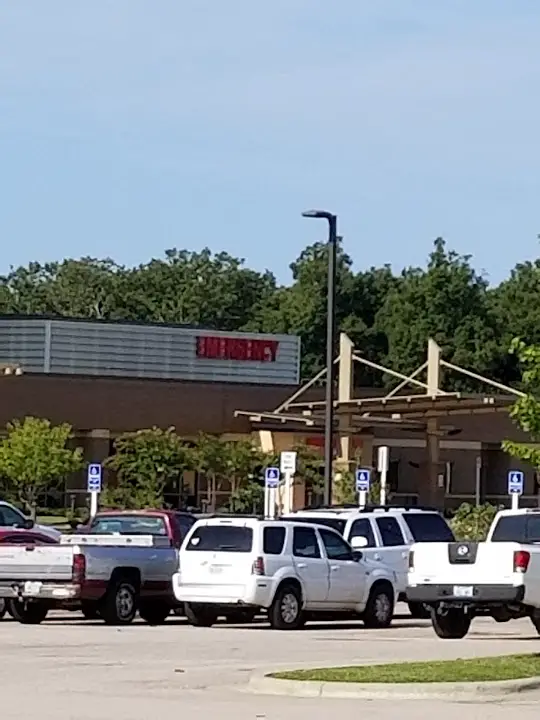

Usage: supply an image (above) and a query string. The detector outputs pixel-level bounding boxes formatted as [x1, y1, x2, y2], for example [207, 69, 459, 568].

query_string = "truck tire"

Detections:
[224, 609, 257, 624]
[81, 601, 100, 620]
[8, 599, 48, 625]
[139, 600, 171, 625]
[363, 583, 394, 629]
[407, 601, 431, 619]
[101, 579, 138, 625]
[184, 602, 219, 627]
[0, 599, 6, 620]
[268, 584, 305, 630]
[431, 608, 471, 639]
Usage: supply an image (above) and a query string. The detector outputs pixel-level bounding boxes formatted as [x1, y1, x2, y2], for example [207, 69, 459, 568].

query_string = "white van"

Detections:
[173, 516, 397, 630]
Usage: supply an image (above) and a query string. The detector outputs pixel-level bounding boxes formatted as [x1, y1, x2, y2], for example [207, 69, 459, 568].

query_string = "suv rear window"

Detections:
[491, 514, 540, 544]
[402, 513, 455, 542]
[186, 525, 253, 552]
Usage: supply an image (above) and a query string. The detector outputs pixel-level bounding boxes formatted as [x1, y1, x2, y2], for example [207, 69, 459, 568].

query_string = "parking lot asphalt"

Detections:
[3, 603, 540, 719]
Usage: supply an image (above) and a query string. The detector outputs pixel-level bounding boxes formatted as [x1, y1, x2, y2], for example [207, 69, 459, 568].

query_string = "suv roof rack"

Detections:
[296, 504, 439, 513]
[202, 513, 265, 520]
[357, 504, 439, 513]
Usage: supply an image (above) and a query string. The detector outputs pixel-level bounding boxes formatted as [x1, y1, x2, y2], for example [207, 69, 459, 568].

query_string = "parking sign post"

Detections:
[87, 463, 102, 518]
[280, 452, 297, 515]
[355, 468, 371, 509]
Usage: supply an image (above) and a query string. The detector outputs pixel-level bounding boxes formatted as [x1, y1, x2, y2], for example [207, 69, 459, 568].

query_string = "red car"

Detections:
[0, 528, 59, 620]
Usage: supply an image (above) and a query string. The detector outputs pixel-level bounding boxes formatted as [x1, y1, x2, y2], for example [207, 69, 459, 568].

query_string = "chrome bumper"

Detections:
[0, 580, 81, 600]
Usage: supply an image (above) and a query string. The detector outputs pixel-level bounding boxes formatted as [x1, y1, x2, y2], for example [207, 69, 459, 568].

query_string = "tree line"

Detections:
[0, 418, 378, 519]
[0, 418, 334, 518]
[1, 238, 538, 387]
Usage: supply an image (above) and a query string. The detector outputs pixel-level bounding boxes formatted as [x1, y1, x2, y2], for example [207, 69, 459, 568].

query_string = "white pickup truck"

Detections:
[407, 508, 540, 639]
[0, 533, 177, 625]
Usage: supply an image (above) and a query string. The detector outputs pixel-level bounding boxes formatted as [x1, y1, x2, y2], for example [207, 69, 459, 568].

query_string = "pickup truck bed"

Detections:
[407, 509, 540, 639]
[0, 534, 178, 625]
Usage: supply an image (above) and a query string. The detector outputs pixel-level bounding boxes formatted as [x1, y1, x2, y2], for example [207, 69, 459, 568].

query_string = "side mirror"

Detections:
[21, 519, 34, 530]
[352, 550, 363, 562]
[350, 535, 368, 550]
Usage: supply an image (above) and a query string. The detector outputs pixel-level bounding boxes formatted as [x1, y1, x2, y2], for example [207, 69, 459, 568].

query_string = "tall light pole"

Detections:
[302, 209, 337, 506]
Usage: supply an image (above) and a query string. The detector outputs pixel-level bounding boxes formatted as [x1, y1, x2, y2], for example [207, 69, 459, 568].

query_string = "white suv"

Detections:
[282, 506, 454, 617]
[173, 516, 397, 630]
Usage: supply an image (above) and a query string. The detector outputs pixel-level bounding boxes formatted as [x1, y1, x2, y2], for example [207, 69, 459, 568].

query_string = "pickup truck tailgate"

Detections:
[409, 541, 522, 585]
[0, 545, 74, 581]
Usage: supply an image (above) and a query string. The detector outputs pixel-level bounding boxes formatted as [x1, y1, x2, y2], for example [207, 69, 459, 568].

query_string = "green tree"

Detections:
[333, 471, 356, 505]
[103, 427, 192, 509]
[227, 481, 265, 514]
[502, 340, 540, 468]
[0, 417, 83, 517]
[119, 249, 276, 329]
[375, 238, 500, 388]
[191, 433, 232, 511]
[250, 240, 358, 378]
[450, 503, 498, 541]
[488, 260, 540, 386]
[225, 439, 265, 495]
[0, 259, 126, 318]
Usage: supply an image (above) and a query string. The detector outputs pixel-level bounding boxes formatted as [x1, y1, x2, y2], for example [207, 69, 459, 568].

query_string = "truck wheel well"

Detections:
[109, 567, 141, 590]
[369, 579, 394, 602]
[274, 578, 303, 603]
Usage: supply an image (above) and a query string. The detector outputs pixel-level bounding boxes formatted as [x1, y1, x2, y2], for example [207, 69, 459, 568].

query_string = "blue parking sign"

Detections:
[87, 463, 102, 493]
[355, 468, 371, 493]
[265, 467, 280, 489]
[508, 470, 524, 496]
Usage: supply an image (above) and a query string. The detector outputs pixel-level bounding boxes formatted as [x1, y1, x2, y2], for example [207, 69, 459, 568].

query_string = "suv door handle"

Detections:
[330, 565, 339, 571]
[401, 551, 408, 558]
[297, 562, 307, 568]
[374, 554, 381, 561]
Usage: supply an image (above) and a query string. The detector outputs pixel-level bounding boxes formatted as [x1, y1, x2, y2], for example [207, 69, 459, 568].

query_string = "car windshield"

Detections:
[287, 516, 347, 535]
[89, 515, 167, 536]
[186, 525, 253, 552]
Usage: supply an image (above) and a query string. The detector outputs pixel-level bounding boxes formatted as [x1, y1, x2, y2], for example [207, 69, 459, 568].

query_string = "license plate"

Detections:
[23, 581, 42, 596]
[453, 585, 473, 598]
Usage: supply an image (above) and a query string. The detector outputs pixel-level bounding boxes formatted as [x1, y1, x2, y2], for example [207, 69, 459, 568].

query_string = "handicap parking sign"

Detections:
[87, 463, 102, 493]
[265, 467, 280, 489]
[508, 470, 524, 496]
[355, 468, 371, 492]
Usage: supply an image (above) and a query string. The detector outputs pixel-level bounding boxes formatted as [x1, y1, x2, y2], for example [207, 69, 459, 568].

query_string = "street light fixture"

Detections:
[301, 209, 338, 506]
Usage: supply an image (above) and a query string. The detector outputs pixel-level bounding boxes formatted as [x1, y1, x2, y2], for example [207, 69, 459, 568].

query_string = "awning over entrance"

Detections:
[234, 335, 523, 509]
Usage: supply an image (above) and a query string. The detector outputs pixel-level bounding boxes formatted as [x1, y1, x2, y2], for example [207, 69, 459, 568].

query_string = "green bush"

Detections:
[450, 502, 499, 541]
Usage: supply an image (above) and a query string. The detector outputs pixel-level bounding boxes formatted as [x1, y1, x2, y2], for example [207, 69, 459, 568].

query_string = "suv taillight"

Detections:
[252, 556, 265, 576]
[513, 550, 530, 573]
[408, 550, 415, 570]
[72, 553, 86, 583]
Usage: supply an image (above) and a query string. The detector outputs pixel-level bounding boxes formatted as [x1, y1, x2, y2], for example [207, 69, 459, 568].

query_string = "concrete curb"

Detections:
[247, 673, 540, 701]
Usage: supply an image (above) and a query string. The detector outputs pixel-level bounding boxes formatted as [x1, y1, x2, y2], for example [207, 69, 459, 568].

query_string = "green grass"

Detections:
[271, 654, 540, 684]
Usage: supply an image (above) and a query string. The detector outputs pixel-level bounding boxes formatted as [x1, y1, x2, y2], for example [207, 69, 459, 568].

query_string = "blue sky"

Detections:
[1, 1, 539, 285]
